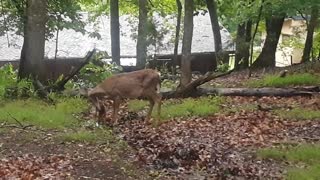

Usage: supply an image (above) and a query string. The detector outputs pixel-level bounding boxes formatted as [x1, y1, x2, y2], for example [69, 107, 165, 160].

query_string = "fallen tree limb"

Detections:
[175, 70, 234, 97]
[53, 49, 96, 91]
[162, 87, 316, 99]
[197, 87, 314, 97]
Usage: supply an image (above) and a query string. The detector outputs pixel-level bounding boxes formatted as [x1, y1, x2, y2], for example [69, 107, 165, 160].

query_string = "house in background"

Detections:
[261, 16, 307, 67]
[0, 12, 234, 64]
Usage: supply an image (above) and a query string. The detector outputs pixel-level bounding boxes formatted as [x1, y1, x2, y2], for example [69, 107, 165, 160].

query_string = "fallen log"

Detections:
[162, 87, 317, 99]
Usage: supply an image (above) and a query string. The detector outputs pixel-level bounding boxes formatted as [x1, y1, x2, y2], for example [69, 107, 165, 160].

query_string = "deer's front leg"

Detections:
[112, 97, 121, 124]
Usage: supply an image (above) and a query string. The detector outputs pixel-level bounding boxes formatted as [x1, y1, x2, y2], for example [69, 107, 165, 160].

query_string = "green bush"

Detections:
[67, 52, 121, 89]
[0, 63, 35, 98]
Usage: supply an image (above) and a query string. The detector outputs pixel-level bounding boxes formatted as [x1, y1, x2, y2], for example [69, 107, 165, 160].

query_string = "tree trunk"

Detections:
[235, 23, 246, 69]
[243, 21, 252, 68]
[136, 0, 148, 69]
[302, 7, 319, 63]
[252, 15, 285, 68]
[172, 0, 182, 75]
[178, 0, 194, 90]
[18, 0, 47, 82]
[110, 0, 121, 66]
[206, 0, 224, 64]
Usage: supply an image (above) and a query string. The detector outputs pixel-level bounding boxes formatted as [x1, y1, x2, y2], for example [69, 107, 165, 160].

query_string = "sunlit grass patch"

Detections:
[258, 144, 320, 180]
[248, 73, 320, 87]
[286, 165, 320, 180]
[57, 129, 113, 143]
[275, 108, 320, 120]
[158, 96, 224, 120]
[128, 99, 149, 112]
[257, 144, 320, 164]
[0, 98, 88, 129]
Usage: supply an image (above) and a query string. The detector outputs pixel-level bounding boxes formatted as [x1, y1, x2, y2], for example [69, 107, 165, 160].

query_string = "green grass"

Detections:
[128, 96, 224, 120]
[159, 96, 224, 120]
[0, 98, 88, 129]
[128, 99, 149, 112]
[248, 73, 320, 87]
[257, 144, 320, 180]
[258, 144, 320, 164]
[58, 129, 114, 143]
[276, 108, 320, 120]
[287, 165, 320, 180]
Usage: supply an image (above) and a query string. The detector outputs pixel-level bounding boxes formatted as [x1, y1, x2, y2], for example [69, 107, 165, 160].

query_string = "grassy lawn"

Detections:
[275, 108, 320, 120]
[248, 73, 320, 87]
[128, 96, 224, 121]
[0, 98, 88, 129]
[258, 144, 320, 180]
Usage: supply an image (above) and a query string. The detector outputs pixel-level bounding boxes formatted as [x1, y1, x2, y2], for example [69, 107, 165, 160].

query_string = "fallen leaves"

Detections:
[0, 154, 72, 179]
[105, 96, 320, 179]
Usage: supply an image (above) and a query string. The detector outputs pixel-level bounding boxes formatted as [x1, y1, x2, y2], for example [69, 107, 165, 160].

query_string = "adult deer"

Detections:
[84, 69, 162, 124]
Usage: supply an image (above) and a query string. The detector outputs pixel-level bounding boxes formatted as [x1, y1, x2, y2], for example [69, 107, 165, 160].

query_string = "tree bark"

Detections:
[206, 0, 224, 64]
[302, 7, 319, 63]
[162, 87, 314, 99]
[136, 0, 148, 69]
[252, 15, 285, 68]
[196, 87, 314, 97]
[110, 0, 121, 66]
[243, 20, 252, 67]
[178, 0, 194, 89]
[172, 0, 182, 75]
[53, 49, 96, 91]
[18, 0, 47, 82]
[235, 23, 246, 69]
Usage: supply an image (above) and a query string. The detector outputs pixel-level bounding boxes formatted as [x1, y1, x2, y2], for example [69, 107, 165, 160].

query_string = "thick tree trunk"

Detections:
[136, 0, 148, 69]
[18, 0, 47, 82]
[110, 0, 121, 66]
[178, 0, 194, 90]
[244, 20, 252, 67]
[302, 7, 319, 63]
[172, 0, 182, 75]
[206, 0, 224, 64]
[235, 23, 246, 69]
[252, 15, 285, 68]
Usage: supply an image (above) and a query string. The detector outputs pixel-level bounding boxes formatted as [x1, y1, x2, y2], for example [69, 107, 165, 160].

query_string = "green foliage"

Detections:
[66, 53, 121, 88]
[216, 63, 230, 73]
[276, 108, 320, 120]
[0, 63, 35, 98]
[0, 98, 88, 129]
[1, 0, 86, 39]
[248, 73, 320, 87]
[159, 96, 224, 120]
[313, 30, 320, 60]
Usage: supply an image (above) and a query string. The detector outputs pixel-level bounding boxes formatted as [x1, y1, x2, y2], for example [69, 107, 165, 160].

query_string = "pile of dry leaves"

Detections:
[0, 154, 72, 179]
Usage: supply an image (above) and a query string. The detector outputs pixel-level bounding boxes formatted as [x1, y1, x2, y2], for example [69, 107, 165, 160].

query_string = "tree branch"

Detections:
[53, 48, 96, 91]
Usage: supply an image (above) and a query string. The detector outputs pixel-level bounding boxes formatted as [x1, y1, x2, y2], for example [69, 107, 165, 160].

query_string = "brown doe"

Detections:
[86, 69, 162, 124]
